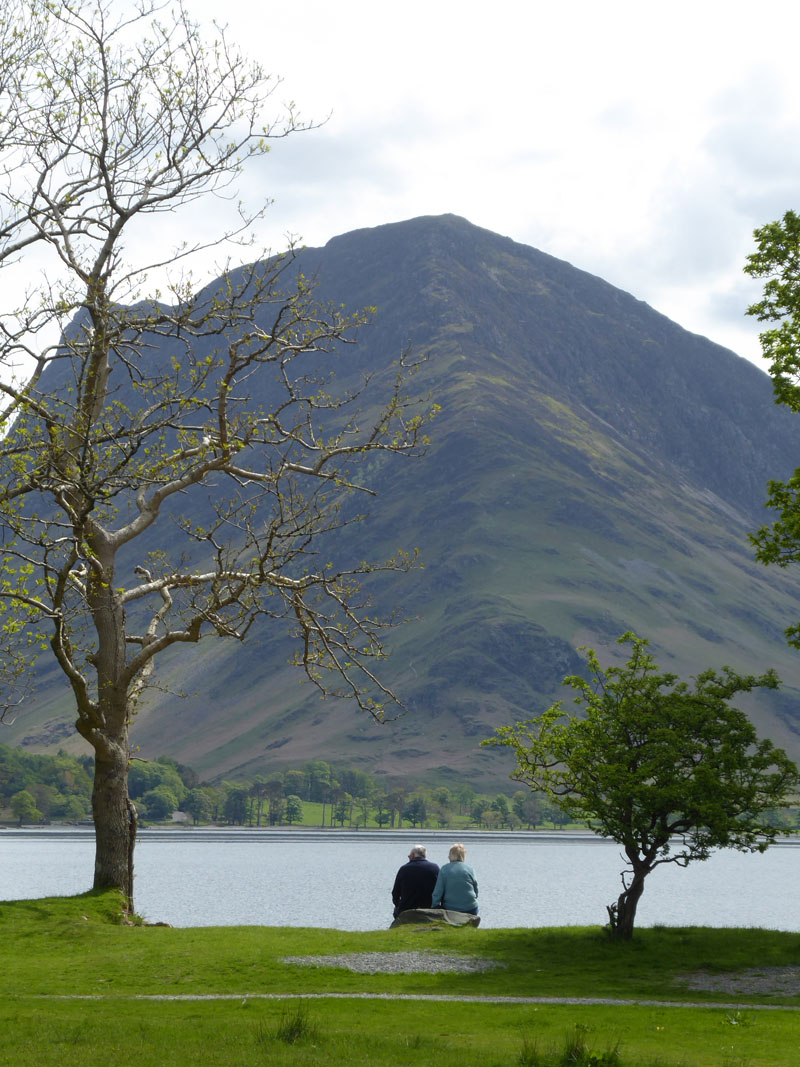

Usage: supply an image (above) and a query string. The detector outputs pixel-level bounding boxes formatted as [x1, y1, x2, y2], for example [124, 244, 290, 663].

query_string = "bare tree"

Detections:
[0, 0, 433, 908]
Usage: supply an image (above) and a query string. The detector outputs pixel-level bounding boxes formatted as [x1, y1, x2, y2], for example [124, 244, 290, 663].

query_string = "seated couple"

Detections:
[391, 842, 479, 918]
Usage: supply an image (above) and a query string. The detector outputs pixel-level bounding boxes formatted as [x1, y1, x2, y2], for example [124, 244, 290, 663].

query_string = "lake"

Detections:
[1, 827, 798, 931]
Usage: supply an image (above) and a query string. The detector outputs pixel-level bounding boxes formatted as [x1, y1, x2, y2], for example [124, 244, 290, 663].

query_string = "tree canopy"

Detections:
[0, 0, 433, 907]
[484, 633, 799, 938]
[745, 210, 800, 645]
[745, 210, 800, 411]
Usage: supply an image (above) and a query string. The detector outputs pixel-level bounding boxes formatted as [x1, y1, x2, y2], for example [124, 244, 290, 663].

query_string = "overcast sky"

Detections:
[147, 2, 800, 366]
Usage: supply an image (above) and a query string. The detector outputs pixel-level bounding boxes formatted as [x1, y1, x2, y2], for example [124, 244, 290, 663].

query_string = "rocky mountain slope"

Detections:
[10, 214, 800, 788]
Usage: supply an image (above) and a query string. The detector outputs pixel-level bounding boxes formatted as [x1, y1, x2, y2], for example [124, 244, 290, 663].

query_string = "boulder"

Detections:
[390, 908, 480, 929]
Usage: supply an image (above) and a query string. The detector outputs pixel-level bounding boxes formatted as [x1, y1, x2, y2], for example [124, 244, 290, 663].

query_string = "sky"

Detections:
[36, 0, 800, 368]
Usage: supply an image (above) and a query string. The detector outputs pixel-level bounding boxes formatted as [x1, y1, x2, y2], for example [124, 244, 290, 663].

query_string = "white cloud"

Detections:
[16, 0, 800, 369]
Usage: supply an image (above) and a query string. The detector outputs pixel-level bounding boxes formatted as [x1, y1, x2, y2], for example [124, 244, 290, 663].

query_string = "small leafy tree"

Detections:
[491, 793, 512, 828]
[222, 787, 249, 826]
[353, 794, 371, 828]
[332, 791, 352, 827]
[283, 770, 306, 799]
[249, 778, 270, 828]
[373, 793, 391, 827]
[129, 763, 185, 806]
[512, 789, 542, 829]
[10, 789, 42, 825]
[387, 788, 406, 829]
[304, 762, 333, 804]
[470, 798, 488, 827]
[454, 784, 476, 816]
[284, 795, 303, 825]
[402, 794, 427, 828]
[140, 786, 177, 822]
[484, 633, 800, 938]
[267, 782, 285, 826]
[27, 783, 57, 817]
[182, 787, 211, 825]
[58, 795, 90, 821]
[202, 786, 224, 823]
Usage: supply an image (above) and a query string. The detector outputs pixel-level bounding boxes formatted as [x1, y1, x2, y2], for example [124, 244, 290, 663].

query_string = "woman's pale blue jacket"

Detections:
[431, 860, 478, 913]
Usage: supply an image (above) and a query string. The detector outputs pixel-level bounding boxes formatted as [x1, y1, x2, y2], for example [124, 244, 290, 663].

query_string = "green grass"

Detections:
[3, 998, 789, 1067]
[2, 891, 800, 1065]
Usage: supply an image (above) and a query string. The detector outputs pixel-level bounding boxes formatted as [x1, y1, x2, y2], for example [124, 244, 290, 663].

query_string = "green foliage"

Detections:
[485, 633, 800, 935]
[401, 794, 427, 827]
[0, 744, 210, 823]
[0, 744, 93, 813]
[468, 798, 486, 827]
[10, 788, 42, 824]
[337, 767, 373, 797]
[56, 794, 89, 820]
[222, 787, 249, 825]
[745, 210, 800, 411]
[491, 793, 512, 827]
[513, 789, 544, 828]
[0, 742, 543, 829]
[129, 762, 186, 805]
[139, 785, 179, 821]
[745, 210, 800, 647]
[182, 787, 212, 825]
[284, 795, 303, 824]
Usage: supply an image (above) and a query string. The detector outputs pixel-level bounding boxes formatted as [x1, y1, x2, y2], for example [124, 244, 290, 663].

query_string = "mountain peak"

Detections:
[11, 216, 800, 786]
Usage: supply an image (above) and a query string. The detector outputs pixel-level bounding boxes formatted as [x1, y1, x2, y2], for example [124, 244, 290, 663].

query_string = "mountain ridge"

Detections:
[8, 214, 800, 787]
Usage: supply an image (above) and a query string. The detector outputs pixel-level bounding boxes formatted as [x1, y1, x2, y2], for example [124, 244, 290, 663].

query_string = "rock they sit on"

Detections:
[390, 907, 480, 928]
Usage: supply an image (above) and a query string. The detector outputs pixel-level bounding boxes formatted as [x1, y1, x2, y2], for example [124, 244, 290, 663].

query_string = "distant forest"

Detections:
[4, 745, 796, 832]
[0, 745, 569, 830]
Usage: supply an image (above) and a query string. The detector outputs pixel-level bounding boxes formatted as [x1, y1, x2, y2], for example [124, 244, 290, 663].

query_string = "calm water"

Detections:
[1, 828, 798, 931]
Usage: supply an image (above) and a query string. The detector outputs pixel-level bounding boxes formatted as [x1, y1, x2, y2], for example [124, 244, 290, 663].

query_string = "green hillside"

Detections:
[7, 215, 800, 788]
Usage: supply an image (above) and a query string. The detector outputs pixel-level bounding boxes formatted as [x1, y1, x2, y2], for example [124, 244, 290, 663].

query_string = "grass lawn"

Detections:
[1, 890, 799, 1065]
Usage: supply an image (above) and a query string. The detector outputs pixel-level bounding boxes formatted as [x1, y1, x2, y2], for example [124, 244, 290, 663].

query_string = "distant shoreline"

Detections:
[3, 826, 799, 848]
[1, 826, 603, 843]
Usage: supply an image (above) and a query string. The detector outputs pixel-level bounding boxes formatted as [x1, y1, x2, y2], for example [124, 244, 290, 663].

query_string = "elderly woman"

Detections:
[431, 843, 479, 915]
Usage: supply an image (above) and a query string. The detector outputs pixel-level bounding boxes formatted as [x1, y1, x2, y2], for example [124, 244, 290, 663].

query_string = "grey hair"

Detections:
[409, 844, 427, 858]
[449, 843, 466, 862]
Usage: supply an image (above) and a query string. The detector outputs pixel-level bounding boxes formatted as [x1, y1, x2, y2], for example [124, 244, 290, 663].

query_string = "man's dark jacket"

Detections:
[392, 856, 440, 914]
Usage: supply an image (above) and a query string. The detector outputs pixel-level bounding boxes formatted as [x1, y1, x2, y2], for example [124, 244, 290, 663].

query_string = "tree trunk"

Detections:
[91, 733, 137, 910]
[80, 535, 137, 909]
[607, 866, 648, 939]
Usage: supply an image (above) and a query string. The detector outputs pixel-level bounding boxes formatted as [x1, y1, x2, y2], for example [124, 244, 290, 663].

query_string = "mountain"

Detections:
[9, 214, 800, 788]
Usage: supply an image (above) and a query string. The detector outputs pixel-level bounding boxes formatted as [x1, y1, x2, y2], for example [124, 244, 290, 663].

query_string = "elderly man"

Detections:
[391, 844, 440, 917]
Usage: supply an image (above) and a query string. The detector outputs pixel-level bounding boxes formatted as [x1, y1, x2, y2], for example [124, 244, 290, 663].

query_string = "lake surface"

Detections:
[1, 828, 798, 931]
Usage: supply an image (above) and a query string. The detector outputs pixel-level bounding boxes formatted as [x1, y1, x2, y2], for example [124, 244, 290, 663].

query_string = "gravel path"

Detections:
[26, 952, 800, 1010]
[280, 951, 502, 974]
[280, 952, 800, 997]
[678, 966, 800, 996]
[36, 992, 800, 1011]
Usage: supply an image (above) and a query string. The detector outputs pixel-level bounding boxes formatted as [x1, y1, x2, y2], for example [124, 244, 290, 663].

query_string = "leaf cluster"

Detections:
[745, 209, 800, 410]
[745, 210, 800, 621]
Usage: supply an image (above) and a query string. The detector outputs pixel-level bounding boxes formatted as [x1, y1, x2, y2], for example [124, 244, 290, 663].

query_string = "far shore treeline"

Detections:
[3, 744, 799, 834]
[0, 745, 605, 831]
